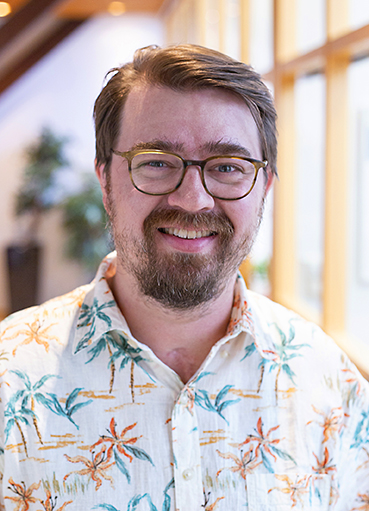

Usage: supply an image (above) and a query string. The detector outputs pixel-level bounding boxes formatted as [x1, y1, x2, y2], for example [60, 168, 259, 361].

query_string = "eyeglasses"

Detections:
[111, 149, 268, 201]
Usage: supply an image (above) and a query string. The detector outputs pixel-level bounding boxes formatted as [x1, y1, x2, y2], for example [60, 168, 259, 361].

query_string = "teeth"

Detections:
[163, 227, 213, 239]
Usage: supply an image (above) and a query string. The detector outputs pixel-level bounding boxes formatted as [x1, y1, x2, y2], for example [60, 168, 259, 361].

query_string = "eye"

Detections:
[133, 154, 180, 171]
[215, 164, 241, 173]
[208, 162, 245, 174]
[150, 160, 171, 167]
[135, 159, 170, 170]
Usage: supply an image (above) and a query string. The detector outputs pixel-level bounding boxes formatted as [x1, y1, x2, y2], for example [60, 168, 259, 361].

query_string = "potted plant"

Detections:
[60, 174, 111, 276]
[7, 127, 69, 313]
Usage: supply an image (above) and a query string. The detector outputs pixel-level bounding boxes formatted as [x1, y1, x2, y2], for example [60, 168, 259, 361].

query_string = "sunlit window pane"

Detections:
[349, 0, 369, 29]
[347, 58, 369, 344]
[223, 0, 241, 60]
[249, 0, 273, 73]
[295, 73, 326, 313]
[205, 0, 220, 50]
[248, 190, 274, 296]
[296, 0, 326, 53]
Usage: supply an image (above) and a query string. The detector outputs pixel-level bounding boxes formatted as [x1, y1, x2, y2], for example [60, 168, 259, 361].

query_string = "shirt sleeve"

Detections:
[334, 365, 369, 509]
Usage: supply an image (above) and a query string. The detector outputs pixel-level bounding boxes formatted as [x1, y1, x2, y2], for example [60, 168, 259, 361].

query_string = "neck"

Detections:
[108, 266, 237, 384]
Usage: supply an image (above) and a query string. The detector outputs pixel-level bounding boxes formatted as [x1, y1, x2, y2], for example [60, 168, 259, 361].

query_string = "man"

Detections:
[0, 45, 368, 510]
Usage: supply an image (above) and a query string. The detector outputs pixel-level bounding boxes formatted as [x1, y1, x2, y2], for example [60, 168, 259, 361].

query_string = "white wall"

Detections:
[0, 13, 164, 315]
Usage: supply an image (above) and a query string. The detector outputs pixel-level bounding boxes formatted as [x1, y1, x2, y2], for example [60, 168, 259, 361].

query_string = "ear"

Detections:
[95, 159, 110, 212]
[264, 167, 274, 196]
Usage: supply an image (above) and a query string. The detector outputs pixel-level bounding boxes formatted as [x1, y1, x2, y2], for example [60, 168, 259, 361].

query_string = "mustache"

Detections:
[143, 208, 235, 237]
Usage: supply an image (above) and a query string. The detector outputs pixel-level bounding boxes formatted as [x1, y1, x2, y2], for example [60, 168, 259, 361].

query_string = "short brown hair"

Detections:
[94, 44, 278, 176]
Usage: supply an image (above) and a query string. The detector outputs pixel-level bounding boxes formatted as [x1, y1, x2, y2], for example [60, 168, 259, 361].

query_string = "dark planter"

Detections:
[6, 243, 41, 314]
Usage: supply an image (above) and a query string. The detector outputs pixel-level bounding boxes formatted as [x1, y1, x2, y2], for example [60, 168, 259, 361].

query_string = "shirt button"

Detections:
[221, 350, 229, 358]
[182, 468, 194, 481]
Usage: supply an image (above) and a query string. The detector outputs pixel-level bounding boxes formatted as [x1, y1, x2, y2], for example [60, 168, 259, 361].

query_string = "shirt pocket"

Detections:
[246, 473, 331, 510]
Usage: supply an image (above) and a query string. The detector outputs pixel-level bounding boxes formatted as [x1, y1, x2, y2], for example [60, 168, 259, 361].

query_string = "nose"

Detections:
[166, 165, 215, 212]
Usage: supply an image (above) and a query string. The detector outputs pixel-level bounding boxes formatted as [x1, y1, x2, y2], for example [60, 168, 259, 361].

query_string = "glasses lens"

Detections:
[204, 157, 257, 199]
[131, 152, 183, 194]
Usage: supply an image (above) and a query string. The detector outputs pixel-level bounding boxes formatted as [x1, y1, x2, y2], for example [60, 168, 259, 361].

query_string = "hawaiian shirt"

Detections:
[0, 252, 368, 511]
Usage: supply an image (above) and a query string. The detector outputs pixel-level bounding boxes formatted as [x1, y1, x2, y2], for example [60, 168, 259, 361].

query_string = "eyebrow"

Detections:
[129, 139, 253, 158]
[202, 140, 252, 158]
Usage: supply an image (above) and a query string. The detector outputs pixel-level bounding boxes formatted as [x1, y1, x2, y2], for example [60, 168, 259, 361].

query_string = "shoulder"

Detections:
[246, 289, 327, 345]
[0, 283, 93, 347]
[247, 290, 369, 396]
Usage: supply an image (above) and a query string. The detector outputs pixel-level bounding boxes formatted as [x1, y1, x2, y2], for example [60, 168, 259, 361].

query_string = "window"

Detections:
[295, 73, 326, 314]
[347, 57, 369, 344]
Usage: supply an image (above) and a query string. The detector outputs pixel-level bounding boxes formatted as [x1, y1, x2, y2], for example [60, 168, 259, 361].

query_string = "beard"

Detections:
[108, 201, 264, 311]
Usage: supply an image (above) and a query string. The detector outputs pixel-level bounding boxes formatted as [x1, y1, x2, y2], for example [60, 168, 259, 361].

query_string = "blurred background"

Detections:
[0, 0, 368, 377]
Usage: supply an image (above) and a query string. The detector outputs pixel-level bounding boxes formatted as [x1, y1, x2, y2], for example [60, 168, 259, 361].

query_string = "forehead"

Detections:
[118, 83, 262, 158]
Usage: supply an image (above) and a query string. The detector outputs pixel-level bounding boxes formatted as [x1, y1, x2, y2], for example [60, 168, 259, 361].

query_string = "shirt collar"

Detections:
[73, 252, 272, 359]
[73, 252, 131, 354]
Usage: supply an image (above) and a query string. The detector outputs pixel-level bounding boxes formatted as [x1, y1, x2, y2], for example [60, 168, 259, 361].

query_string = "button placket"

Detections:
[171, 386, 203, 510]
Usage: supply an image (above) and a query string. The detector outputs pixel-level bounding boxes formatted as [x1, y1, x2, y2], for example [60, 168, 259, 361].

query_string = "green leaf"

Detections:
[124, 445, 154, 465]
[33, 374, 58, 390]
[114, 449, 131, 483]
[11, 370, 31, 390]
[68, 399, 93, 416]
[65, 387, 83, 410]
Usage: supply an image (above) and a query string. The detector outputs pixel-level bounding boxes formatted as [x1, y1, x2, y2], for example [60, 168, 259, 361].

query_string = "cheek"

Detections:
[224, 198, 263, 235]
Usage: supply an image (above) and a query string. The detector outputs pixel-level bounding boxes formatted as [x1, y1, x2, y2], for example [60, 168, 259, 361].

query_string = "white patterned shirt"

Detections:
[0, 252, 368, 510]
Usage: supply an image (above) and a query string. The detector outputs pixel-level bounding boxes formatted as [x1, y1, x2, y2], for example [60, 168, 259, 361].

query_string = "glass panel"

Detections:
[248, 189, 274, 297]
[223, 0, 241, 60]
[205, 0, 220, 50]
[186, 0, 198, 43]
[347, 57, 369, 344]
[248, 80, 274, 296]
[249, 0, 274, 73]
[349, 0, 369, 29]
[296, 0, 326, 53]
[295, 73, 326, 313]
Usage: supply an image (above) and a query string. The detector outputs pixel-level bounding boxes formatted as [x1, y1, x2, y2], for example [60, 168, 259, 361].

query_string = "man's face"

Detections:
[96, 84, 273, 310]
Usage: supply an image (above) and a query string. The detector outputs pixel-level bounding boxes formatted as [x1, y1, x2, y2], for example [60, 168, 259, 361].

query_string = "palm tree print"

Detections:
[86, 333, 117, 393]
[242, 320, 309, 401]
[185, 372, 240, 425]
[5, 478, 41, 510]
[240, 341, 265, 392]
[238, 417, 295, 472]
[194, 385, 240, 425]
[351, 409, 369, 450]
[261, 322, 309, 402]
[75, 298, 116, 353]
[91, 418, 154, 483]
[45, 387, 93, 430]
[9, 370, 58, 444]
[64, 445, 115, 491]
[92, 478, 174, 511]
[4, 400, 34, 457]
[109, 333, 151, 402]
[86, 332, 149, 398]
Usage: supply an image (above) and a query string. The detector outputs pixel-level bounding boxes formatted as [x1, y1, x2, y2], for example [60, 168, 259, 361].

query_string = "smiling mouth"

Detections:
[159, 227, 216, 239]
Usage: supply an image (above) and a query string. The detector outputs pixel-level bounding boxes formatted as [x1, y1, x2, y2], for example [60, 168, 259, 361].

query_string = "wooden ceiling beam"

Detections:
[0, 18, 85, 94]
[0, 0, 66, 50]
